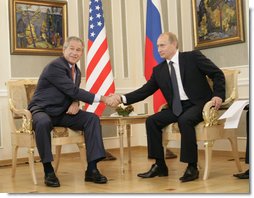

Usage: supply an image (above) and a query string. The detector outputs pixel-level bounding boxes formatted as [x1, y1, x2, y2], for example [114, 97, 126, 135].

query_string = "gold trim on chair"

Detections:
[202, 101, 219, 127]
[7, 79, 86, 185]
[17, 116, 33, 134]
[161, 69, 242, 180]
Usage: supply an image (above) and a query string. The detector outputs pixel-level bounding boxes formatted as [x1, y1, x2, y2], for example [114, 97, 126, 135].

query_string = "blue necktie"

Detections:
[169, 61, 182, 116]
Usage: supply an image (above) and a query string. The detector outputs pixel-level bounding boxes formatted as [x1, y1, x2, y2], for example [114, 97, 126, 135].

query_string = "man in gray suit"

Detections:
[28, 36, 118, 187]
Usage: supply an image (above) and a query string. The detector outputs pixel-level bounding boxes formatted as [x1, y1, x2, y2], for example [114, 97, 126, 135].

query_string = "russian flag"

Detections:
[145, 0, 166, 112]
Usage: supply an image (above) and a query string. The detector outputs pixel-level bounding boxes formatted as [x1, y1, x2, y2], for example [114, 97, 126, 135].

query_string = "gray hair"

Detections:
[63, 36, 84, 50]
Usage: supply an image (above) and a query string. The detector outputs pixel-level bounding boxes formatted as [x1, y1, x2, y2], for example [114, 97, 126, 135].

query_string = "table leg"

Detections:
[117, 124, 125, 174]
[126, 124, 131, 163]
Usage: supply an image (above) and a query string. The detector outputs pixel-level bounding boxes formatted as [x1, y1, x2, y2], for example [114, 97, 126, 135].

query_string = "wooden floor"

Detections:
[0, 147, 250, 194]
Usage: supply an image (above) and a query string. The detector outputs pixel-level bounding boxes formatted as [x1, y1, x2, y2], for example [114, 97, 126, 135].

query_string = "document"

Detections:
[219, 100, 249, 129]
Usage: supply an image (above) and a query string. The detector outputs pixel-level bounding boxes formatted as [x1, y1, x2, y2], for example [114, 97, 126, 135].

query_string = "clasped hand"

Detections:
[101, 94, 121, 107]
[66, 101, 80, 115]
[211, 96, 223, 110]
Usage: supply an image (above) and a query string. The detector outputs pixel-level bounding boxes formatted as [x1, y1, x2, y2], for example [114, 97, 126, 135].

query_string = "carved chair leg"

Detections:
[28, 147, 37, 185]
[11, 145, 18, 178]
[228, 136, 242, 172]
[77, 143, 86, 174]
[203, 140, 214, 180]
[54, 145, 62, 173]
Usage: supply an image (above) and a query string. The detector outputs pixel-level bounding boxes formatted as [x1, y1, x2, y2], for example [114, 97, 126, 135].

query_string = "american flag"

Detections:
[145, 0, 166, 112]
[84, 0, 115, 116]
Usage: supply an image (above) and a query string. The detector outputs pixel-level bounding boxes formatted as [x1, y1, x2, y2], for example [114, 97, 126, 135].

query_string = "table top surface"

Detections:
[100, 114, 149, 120]
[100, 114, 149, 125]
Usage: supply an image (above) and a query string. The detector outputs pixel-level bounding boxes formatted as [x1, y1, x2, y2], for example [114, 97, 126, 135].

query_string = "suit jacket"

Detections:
[125, 50, 225, 108]
[28, 56, 95, 116]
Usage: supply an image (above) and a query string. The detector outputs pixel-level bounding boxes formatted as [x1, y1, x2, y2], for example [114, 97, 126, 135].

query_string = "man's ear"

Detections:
[172, 41, 177, 47]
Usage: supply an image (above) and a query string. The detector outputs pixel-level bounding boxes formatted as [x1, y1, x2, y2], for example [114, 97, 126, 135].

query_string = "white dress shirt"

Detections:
[121, 50, 189, 104]
[167, 51, 188, 101]
[69, 64, 101, 103]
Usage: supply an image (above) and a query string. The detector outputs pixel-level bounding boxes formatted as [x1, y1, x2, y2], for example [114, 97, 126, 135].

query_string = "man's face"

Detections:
[157, 34, 177, 60]
[63, 40, 84, 65]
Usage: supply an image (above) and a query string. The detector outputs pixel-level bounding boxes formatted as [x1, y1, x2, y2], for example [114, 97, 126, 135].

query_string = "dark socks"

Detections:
[87, 160, 97, 174]
[188, 162, 197, 169]
[43, 162, 54, 176]
[155, 159, 167, 168]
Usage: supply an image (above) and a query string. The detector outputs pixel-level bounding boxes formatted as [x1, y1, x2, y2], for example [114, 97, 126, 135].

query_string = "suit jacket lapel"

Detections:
[61, 56, 73, 80]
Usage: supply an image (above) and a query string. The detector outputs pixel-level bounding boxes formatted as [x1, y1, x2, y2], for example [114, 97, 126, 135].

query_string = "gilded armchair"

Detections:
[7, 79, 85, 185]
[162, 69, 242, 180]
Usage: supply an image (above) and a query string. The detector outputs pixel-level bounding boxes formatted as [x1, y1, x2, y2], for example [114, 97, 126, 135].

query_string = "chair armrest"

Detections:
[203, 86, 238, 126]
[9, 99, 32, 119]
[202, 101, 219, 127]
[160, 101, 220, 127]
[221, 87, 237, 109]
[9, 99, 33, 134]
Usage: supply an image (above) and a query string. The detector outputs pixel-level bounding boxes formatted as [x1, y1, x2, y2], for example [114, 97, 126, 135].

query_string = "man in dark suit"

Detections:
[233, 108, 249, 179]
[28, 36, 118, 187]
[111, 32, 225, 182]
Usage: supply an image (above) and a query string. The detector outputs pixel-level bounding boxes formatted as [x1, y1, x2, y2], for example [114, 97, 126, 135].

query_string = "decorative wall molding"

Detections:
[0, 103, 2, 149]
[0, 90, 7, 97]
[1, 65, 249, 98]
[222, 65, 249, 86]
[238, 78, 249, 86]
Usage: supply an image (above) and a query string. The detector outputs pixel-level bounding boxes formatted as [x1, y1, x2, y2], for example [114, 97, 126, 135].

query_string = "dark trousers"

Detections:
[245, 109, 249, 164]
[31, 109, 106, 163]
[146, 100, 203, 163]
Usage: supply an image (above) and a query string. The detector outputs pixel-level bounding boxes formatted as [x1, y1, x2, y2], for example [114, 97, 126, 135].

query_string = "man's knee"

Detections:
[90, 113, 100, 123]
[34, 117, 52, 130]
[177, 116, 197, 130]
[82, 112, 100, 128]
[146, 115, 155, 127]
[178, 116, 189, 125]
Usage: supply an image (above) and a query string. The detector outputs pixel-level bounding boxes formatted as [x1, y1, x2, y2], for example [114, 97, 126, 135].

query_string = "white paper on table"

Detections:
[219, 100, 249, 129]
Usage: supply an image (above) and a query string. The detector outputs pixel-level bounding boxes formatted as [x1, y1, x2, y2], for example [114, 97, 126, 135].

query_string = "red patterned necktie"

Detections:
[71, 65, 75, 81]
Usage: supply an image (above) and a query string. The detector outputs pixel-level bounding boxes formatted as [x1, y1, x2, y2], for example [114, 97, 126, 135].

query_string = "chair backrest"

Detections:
[7, 80, 38, 133]
[7, 79, 82, 138]
[222, 69, 240, 107]
[7, 79, 38, 110]
[207, 69, 240, 108]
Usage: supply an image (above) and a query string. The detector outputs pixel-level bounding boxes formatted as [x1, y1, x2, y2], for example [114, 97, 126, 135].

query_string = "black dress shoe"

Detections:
[44, 172, 60, 187]
[179, 166, 199, 182]
[137, 164, 168, 178]
[233, 169, 249, 179]
[85, 169, 108, 184]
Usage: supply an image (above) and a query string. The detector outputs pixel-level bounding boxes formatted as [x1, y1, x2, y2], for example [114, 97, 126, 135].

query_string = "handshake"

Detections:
[100, 94, 122, 108]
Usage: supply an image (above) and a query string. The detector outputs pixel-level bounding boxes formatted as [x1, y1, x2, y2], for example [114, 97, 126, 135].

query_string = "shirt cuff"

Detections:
[94, 94, 101, 103]
[121, 95, 127, 104]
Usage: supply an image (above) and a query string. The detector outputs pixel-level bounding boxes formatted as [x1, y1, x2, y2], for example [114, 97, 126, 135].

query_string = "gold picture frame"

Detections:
[192, 0, 244, 49]
[9, 0, 68, 56]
